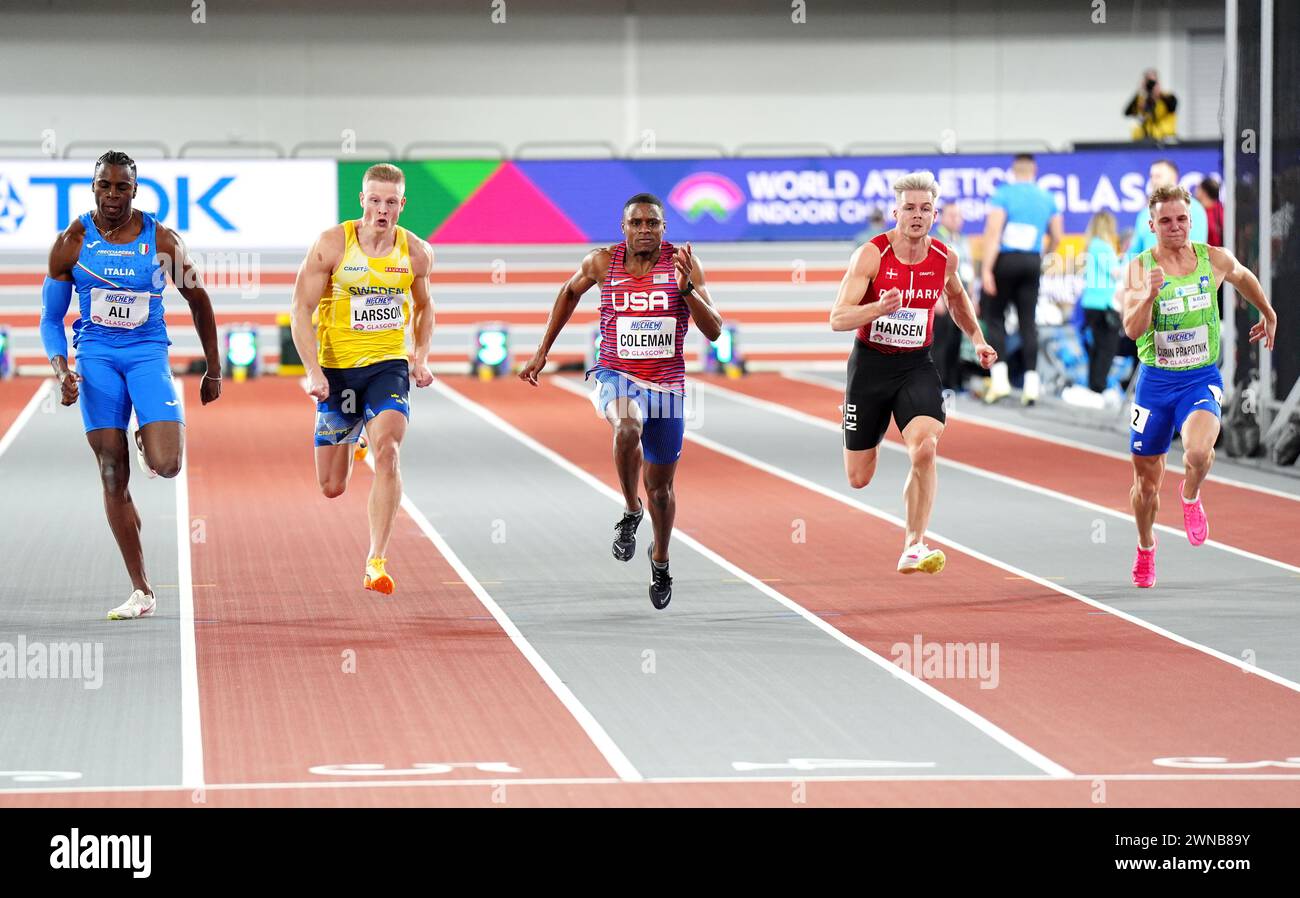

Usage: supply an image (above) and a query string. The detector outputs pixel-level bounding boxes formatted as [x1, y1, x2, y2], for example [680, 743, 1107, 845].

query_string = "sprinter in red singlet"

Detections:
[520, 193, 723, 610]
[830, 172, 999, 574]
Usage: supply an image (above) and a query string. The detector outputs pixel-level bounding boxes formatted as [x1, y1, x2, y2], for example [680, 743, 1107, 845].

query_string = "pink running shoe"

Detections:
[1180, 480, 1209, 546]
[1132, 540, 1157, 588]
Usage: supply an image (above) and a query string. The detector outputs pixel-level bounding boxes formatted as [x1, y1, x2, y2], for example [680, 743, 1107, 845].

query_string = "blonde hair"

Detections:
[362, 163, 405, 188]
[893, 171, 939, 204]
[1148, 184, 1192, 213]
[1084, 209, 1118, 251]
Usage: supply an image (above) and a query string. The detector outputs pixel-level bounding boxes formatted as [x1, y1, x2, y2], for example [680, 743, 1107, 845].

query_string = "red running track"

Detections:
[450, 376, 1300, 783]
[179, 377, 618, 786]
[702, 373, 1300, 567]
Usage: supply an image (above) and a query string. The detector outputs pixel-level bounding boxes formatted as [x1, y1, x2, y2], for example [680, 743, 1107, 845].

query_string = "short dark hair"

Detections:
[94, 150, 137, 179]
[1199, 176, 1220, 200]
[623, 193, 663, 215]
[1012, 154, 1035, 166]
[1151, 158, 1179, 177]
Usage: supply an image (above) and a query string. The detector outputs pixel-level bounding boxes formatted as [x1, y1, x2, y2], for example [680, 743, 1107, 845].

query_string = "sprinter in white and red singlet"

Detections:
[830, 172, 999, 575]
[520, 193, 723, 610]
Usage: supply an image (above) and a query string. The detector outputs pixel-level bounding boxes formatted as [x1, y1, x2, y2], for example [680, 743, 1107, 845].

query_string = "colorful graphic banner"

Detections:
[338, 149, 1221, 244]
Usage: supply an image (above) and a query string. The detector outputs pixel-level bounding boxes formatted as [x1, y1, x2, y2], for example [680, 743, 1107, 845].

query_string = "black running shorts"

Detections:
[842, 339, 946, 451]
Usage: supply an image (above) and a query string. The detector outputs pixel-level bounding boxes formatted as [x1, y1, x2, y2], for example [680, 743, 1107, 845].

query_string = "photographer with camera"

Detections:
[1125, 68, 1179, 141]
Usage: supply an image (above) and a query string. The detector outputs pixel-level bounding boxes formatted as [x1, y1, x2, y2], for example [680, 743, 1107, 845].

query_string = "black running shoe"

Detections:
[648, 544, 672, 610]
[612, 503, 643, 562]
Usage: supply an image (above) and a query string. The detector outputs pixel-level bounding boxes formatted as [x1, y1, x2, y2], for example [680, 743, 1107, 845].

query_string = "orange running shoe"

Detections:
[354, 436, 369, 462]
[364, 557, 394, 595]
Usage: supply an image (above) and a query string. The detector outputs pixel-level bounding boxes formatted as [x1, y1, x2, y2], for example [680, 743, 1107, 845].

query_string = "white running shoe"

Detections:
[1021, 370, 1040, 406]
[897, 543, 946, 575]
[108, 589, 156, 620]
[133, 428, 158, 479]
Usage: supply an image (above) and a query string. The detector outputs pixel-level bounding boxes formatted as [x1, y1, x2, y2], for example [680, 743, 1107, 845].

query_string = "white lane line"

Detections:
[779, 369, 1300, 503]
[174, 385, 204, 790]
[360, 431, 642, 783]
[698, 379, 1300, 576]
[0, 379, 51, 463]
[462, 376, 1073, 780]
[2, 772, 1299, 797]
[680, 380, 1300, 696]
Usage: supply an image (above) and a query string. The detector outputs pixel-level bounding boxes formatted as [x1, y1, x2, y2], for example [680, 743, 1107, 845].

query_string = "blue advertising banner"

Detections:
[512, 148, 1221, 243]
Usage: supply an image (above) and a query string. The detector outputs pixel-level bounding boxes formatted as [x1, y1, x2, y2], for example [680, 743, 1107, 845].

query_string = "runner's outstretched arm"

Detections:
[519, 248, 605, 386]
[1208, 245, 1277, 350]
[943, 248, 998, 369]
[157, 226, 222, 404]
[673, 243, 722, 341]
[408, 237, 436, 386]
[829, 242, 899, 332]
[290, 227, 344, 400]
[42, 225, 81, 405]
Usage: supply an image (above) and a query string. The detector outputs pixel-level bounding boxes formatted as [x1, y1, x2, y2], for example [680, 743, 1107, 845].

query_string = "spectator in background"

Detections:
[932, 203, 974, 391]
[854, 206, 888, 247]
[1077, 210, 1123, 396]
[1197, 177, 1224, 246]
[1128, 159, 1207, 255]
[981, 154, 1063, 405]
[1125, 68, 1178, 141]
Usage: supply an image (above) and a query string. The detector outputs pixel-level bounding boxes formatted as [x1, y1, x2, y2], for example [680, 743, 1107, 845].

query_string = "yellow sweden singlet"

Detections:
[316, 221, 415, 369]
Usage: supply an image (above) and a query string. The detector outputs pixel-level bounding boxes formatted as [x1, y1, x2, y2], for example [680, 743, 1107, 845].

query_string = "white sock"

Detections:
[1181, 489, 1199, 503]
[990, 362, 1010, 392]
[1023, 370, 1040, 398]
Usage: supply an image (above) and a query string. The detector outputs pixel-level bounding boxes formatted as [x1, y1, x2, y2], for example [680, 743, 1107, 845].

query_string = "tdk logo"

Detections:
[0, 175, 26, 234]
[29, 174, 235, 231]
[612, 291, 669, 312]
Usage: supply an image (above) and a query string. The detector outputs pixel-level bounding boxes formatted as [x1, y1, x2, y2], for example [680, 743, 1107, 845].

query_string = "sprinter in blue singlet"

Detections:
[41, 151, 223, 620]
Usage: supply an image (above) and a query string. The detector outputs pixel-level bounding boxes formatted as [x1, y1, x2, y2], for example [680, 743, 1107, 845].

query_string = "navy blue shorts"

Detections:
[314, 359, 410, 446]
[77, 342, 183, 433]
[1130, 363, 1223, 456]
[589, 368, 686, 466]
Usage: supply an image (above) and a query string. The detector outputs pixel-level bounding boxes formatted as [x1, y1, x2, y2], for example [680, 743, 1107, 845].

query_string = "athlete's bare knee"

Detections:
[372, 440, 400, 474]
[908, 436, 938, 469]
[646, 479, 673, 507]
[614, 420, 642, 450]
[320, 479, 347, 499]
[847, 459, 876, 489]
[1184, 446, 1214, 471]
[98, 456, 129, 498]
[154, 456, 182, 479]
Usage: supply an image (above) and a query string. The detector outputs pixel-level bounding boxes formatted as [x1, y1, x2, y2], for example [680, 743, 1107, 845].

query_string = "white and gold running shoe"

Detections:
[108, 589, 156, 620]
[897, 543, 946, 575]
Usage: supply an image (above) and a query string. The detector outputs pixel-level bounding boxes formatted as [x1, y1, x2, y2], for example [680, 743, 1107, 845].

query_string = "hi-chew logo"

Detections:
[668, 173, 744, 223]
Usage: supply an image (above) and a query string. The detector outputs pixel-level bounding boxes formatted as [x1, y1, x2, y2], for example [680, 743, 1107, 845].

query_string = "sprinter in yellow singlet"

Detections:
[290, 163, 435, 595]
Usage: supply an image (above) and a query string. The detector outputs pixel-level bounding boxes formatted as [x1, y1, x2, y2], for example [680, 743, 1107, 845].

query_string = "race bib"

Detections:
[1154, 324, 1210, 368]
[1187, 293, 1213, 312]
[1002, 221, 1039, 251]
[349, 293, 405, 332]
[616, 316, 676, 359]
[1131, 403, 1151, 433]
[89, 288, 150, 330]
[869, 307, 928, 348]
